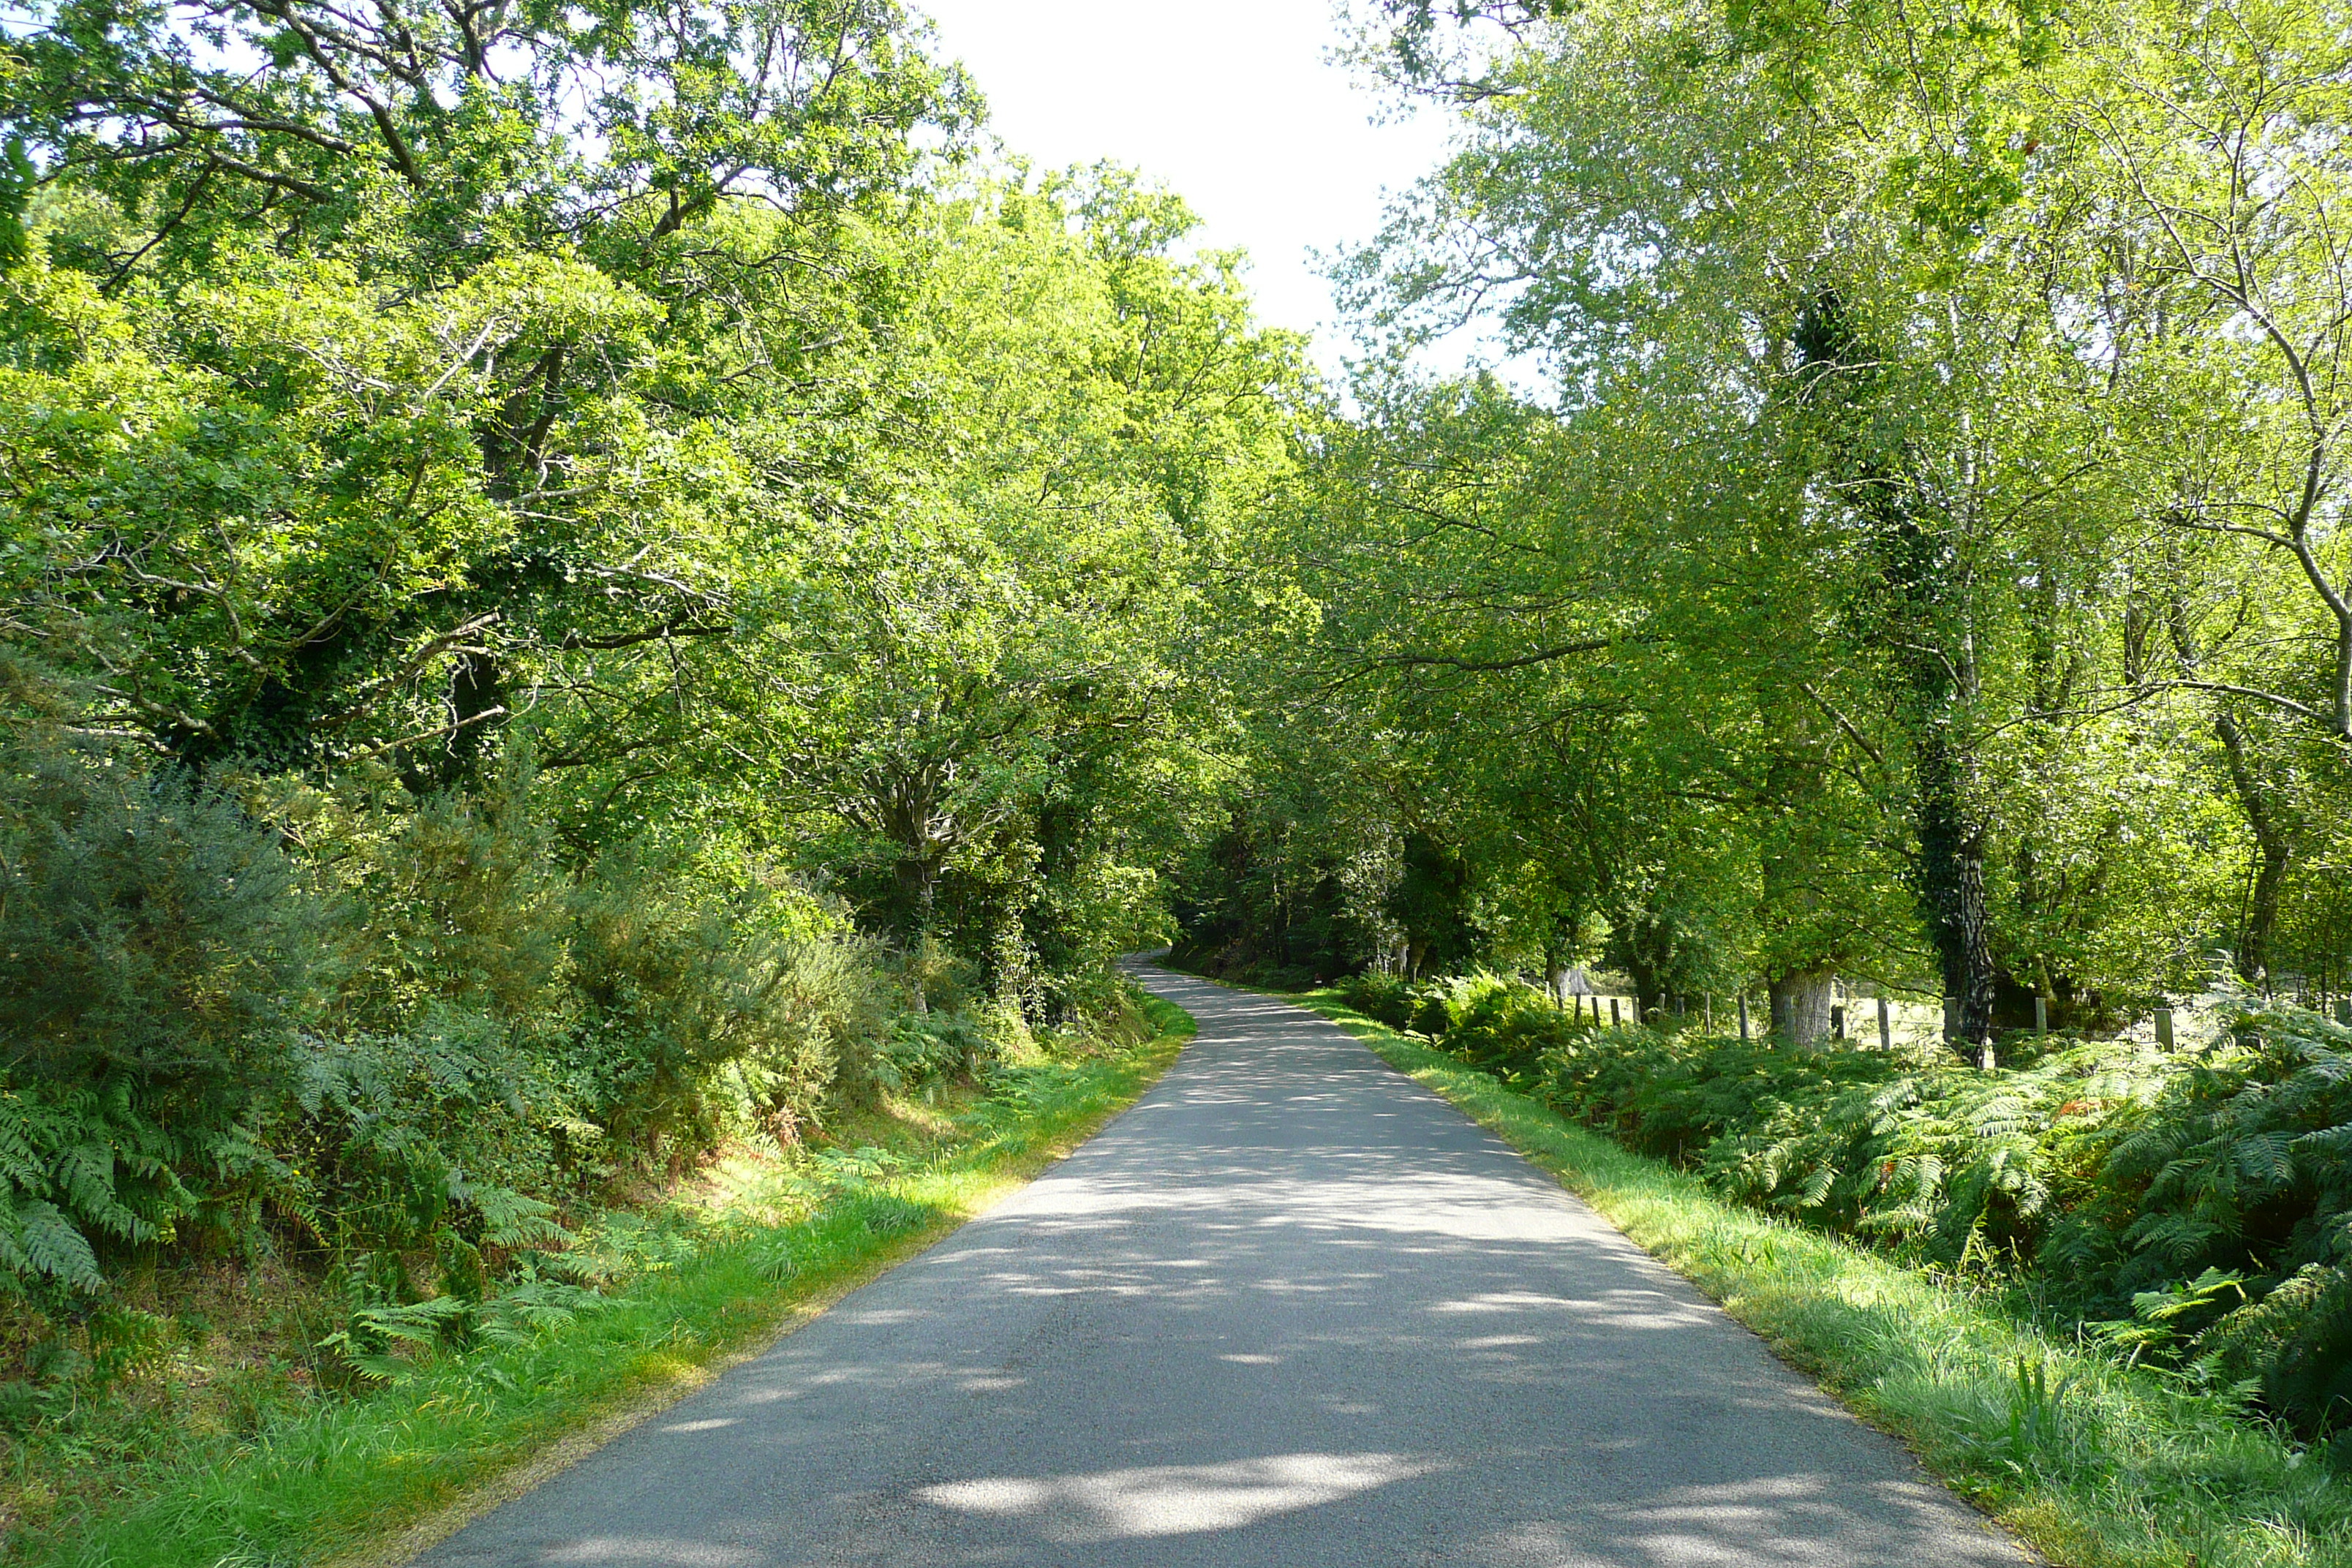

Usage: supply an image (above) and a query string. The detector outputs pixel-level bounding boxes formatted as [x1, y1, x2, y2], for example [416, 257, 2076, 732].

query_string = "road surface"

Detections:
[419, 963, 2028, 1567]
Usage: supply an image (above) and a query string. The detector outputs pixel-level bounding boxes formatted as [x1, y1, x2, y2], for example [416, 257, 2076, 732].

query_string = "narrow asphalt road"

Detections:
[420, 964, 2029, 1567]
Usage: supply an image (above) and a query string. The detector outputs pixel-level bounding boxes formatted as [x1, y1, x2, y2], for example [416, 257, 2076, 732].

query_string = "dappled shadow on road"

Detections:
[916, 1451, 1443, 1542]
[423, 966, 2028, 1568]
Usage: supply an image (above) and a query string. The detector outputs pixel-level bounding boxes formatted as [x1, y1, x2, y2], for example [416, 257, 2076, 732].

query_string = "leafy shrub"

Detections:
[289, 1015, 570, 1259]
[877, 1012, 988, 1089]
[899, 935, 976, 1014]
[735, 933, 899, 1114]
[0, 747, 319, 1107]
[1, 739, 317, 1303]
[1338, 970, 1562, 1045]
[0, 719, 1153, 1451]
[1437, 979, 1588, 1073]
[565, 845, 802, 1153]
[1339, 971, 1417, 1029]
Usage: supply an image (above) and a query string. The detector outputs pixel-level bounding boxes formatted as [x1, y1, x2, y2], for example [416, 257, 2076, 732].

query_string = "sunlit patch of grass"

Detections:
[11, 998, 1190, 1568]
[1295, 986, 2352, 1568]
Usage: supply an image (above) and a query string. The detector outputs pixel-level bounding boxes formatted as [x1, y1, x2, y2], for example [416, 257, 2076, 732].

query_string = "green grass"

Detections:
[23, 1006, 1191, 1568]
[1287, 984, 2352, 1568]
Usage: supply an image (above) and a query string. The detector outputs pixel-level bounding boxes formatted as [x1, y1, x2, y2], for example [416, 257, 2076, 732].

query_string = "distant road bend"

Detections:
[421, 962, 2032, 1567]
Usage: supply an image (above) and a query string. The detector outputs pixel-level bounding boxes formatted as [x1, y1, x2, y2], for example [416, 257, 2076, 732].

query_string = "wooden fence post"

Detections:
[1610, 997, 1621, 1027]
[1877, 996, 1891, 1052]
[1738, 993, 1750, 1041]
[2035, 995, 2048, 1035]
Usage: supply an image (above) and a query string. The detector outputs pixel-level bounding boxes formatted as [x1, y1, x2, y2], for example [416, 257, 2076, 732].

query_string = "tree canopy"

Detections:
[1179, 0, 2352, 1048]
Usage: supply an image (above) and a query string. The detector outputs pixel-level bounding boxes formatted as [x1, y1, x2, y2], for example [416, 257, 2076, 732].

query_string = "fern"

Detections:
[1, 1197, 102, 1292]
[0, 1079, 197, 1297]
[2264, 1268, 2352, 1434]
[317, 1296, 472, 1382]
[445, 1177, 571, 1248]
[0, 1115, 47, 1192]
[56, 1138, 150, 1242]
[472, 1278, 606, 1348]
[2231, 1129, 2299, 1187]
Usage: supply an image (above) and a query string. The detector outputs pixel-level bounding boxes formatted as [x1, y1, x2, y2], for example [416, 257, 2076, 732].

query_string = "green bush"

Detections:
[1435, 976, 1586, 1071]
[0, 753, 317, 1106]
[878, 1013, 989, 1088]
[1338, 971, 1416, 1029]
[1, 739, 318, 1304]
[565, 845, 821, 1154]
[1337, 970, 1571, 1051]
[289, 1015, 570, 1259]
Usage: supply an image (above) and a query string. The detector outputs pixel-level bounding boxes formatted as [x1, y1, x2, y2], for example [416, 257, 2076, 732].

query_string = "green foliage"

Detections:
[0, 728, 1084, 1333]
[0, 0, 1284, 1550]
[0, 742, 316, 1112]
[2225, 1266, 2352, 1446]
[1339, 970, 1418, 1029]
[0, 736, 313, 1305]
[1218, 0, 2352, 1064]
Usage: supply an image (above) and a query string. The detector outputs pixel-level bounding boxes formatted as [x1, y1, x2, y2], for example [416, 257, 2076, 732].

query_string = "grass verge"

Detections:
[26, 998, 1192, 1568]
[1287, 984, 2351, 1568]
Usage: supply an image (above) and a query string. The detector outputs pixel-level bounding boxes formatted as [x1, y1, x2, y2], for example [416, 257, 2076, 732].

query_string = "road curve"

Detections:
[418, 963, 2030, 1567]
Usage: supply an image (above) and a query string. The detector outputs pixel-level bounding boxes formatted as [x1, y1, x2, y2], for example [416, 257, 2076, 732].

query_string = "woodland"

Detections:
[2, 0, 2352, 1537]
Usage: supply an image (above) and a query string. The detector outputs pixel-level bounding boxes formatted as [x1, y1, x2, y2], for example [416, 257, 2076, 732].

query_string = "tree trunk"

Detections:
[867, 762, 957, 943]
[1610, 900, 1677, 1025]
[2215, 711, 2292, 982]
[894, 851, 942, 933]
[1792, 289, 1996, 1055]
[1915, 723, 1997, 1050]
[2243, 825, 2291, 990]
[1768, 968, 1835, 1045]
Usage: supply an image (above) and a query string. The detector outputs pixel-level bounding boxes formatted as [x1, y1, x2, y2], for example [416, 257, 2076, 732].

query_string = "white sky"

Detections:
[911, 0, 1477, 376]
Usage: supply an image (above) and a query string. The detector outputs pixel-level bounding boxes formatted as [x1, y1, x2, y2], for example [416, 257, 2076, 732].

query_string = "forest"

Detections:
[3, 0, 2352, 1550]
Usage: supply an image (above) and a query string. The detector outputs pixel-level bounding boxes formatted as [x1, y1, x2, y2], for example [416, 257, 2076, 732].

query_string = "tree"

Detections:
[1294, 0, 2340, 1042]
